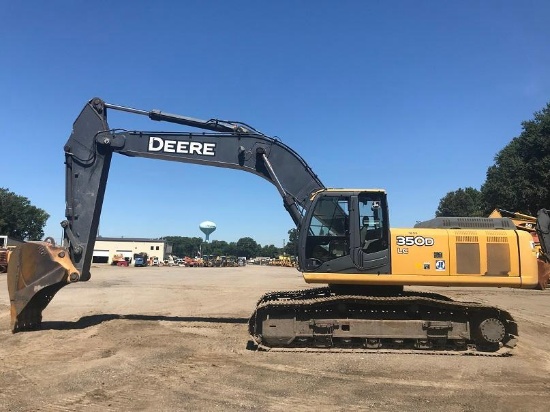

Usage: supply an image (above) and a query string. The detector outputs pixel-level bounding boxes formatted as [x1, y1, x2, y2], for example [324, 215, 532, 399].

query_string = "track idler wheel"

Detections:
[7, 242, 80, 332]
[472, 313, 515, 352]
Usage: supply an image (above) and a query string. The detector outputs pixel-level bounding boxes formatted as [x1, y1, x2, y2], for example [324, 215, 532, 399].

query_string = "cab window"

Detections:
[305, 196, 350, 266]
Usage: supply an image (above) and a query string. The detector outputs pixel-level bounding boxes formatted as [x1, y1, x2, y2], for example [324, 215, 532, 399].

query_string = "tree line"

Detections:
[436, 103, 550, 217]
[164, 229, 298, 259]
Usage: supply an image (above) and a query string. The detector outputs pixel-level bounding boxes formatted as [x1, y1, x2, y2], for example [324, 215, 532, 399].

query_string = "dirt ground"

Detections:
[1, 265, 550, 412]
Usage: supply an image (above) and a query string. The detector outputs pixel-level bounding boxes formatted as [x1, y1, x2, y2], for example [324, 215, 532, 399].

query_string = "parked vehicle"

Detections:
[112, 253, 129, 267]
[134, 253, 148, 267]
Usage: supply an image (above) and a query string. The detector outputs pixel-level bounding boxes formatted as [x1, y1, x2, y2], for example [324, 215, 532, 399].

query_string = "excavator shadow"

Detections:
[40, 314, 249, 330]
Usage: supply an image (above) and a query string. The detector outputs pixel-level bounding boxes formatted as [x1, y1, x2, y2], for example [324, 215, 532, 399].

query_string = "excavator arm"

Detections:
[64, 98, 324, 279]
[8, 97, 324, 331]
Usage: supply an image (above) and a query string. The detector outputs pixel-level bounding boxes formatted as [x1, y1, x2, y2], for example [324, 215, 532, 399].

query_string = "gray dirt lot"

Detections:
[1, 264, 550, 411]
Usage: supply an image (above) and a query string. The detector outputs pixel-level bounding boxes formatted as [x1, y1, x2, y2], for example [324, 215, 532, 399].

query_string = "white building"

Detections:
[93, 237, 168, 264]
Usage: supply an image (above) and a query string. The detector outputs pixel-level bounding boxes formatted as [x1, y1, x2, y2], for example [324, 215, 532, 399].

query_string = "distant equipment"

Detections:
[199, 221, 216, 242]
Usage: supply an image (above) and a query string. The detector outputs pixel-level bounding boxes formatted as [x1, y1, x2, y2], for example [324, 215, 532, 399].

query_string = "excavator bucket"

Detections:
[7, 242, 80, 332]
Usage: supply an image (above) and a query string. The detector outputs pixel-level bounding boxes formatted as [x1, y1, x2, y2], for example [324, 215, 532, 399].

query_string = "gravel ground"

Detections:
[1, 264, 550, 411]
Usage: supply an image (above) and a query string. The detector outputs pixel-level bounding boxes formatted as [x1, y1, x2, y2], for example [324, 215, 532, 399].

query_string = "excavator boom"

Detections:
[9, 98, 324, 331]
[64, 98, 324, 280]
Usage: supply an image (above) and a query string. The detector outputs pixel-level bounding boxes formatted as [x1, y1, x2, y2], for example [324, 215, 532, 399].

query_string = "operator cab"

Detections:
[298, 190, 390, 274]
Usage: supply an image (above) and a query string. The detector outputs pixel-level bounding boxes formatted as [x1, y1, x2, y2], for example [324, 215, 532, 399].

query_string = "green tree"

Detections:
[436, 187, 484, 217]
[260, 244, 281, 258]
[0, 188, 50, 240]
[284, 228, 298, 256]
[225, 241, 238, 257]
[481, 103, 550, 215]
[208, 240, 229, 256]
[236, 237, 260, 258]
[163, 235, 270, 258]
[163, 236, 202, 257]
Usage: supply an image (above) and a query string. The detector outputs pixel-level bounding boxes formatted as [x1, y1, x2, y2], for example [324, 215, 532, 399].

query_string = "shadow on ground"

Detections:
[40, 314, 250, 330]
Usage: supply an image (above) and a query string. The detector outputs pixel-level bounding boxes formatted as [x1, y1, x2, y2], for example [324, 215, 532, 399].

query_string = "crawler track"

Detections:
[248, 287, 517, 356]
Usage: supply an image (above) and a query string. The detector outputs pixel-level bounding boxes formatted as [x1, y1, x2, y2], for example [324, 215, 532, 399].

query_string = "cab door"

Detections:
[349, 192, 391, 273]
[298, 192, 353, 273]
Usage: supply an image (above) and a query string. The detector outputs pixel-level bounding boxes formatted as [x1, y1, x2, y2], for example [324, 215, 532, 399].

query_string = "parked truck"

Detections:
[134, 253, 148, 267]
[111, 253, 129, 267]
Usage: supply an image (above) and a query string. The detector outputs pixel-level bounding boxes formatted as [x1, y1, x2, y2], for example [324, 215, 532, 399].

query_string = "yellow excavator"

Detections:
[7, 98, 550, 355]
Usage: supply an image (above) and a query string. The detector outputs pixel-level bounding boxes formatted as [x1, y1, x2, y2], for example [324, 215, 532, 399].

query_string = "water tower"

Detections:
[199, 221, 216, 242]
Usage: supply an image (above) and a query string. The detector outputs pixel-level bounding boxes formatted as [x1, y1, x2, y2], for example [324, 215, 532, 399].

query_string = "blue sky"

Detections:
[2, 1, 549, 247]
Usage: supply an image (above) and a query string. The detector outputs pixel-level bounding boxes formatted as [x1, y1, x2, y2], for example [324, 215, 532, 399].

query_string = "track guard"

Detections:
[7, 242, 80, 332]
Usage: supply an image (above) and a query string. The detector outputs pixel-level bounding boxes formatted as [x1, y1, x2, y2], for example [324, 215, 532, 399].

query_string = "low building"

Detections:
[93, 237, 167, 264]
[1, 236, 25, 248]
